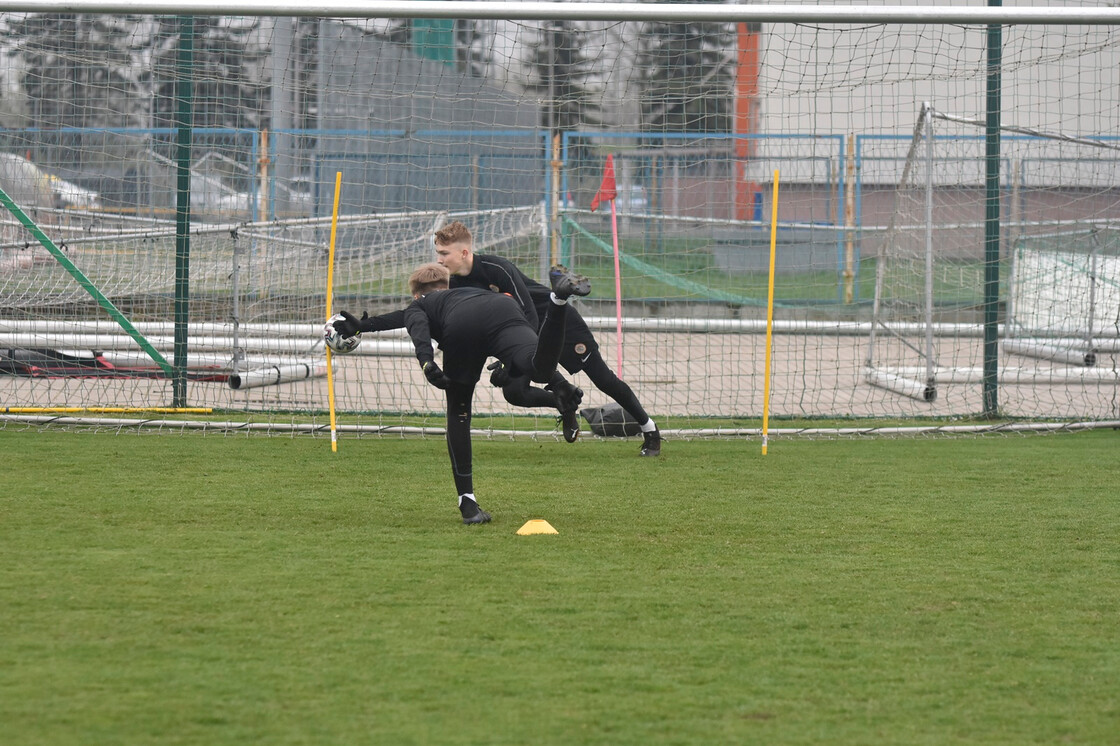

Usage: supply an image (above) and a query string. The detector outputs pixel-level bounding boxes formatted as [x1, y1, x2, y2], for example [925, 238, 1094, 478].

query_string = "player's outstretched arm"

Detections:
[333, 308, 406, 336]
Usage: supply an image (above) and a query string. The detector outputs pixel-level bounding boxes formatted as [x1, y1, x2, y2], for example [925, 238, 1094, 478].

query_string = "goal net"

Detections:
[2, 8, 1120, 434]
[0, 204, 543, 416]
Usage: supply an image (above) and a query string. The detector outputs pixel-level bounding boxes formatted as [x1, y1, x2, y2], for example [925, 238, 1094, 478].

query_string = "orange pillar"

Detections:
[734, 22, 761, 221]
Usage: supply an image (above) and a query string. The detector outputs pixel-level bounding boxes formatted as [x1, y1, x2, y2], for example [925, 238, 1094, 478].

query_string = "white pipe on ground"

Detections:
[863, 367, 937, 402]
[228, 362, 329, 389]
[0, 332, 412, 356]
[1002, 339, 1097, 367]
[884, 366, 1120, 384]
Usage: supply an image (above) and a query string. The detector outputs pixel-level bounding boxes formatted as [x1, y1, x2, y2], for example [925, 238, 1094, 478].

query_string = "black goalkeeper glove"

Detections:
[333, 310, 368, 338]
[421, 361, 451, 390]
[487, 360, 512, 388]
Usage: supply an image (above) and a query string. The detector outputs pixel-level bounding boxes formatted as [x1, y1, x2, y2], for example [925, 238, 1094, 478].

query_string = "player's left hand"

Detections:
[333, 310, 368, 337]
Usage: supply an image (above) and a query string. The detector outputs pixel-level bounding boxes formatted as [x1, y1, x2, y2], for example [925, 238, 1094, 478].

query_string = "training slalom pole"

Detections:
[762, 170, 780, 455]
[610, 197, 624, 375]
[324, 171, 343, 452]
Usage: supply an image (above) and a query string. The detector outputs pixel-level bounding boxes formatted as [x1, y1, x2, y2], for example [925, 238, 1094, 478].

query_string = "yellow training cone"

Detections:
[516, 519, 558, 535]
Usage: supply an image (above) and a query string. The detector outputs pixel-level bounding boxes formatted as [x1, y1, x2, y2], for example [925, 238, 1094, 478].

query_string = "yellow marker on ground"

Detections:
[516, 519, 559, 535]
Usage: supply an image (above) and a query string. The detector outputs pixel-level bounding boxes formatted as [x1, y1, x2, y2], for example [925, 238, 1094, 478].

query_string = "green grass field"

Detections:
[3, 429, 1118, 744]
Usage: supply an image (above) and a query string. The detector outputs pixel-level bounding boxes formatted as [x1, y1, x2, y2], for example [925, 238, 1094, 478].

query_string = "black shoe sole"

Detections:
[549, 265, 592, 299]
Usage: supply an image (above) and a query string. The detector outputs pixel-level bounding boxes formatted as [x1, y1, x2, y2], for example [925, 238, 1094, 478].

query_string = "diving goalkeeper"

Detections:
[334, 262, 590, 525]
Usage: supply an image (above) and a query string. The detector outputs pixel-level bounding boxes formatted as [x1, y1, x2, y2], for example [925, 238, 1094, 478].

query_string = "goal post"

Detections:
[867, 102, 1120, 413]
[864, 102, 939, 404]
[2, 3, 1120, 435]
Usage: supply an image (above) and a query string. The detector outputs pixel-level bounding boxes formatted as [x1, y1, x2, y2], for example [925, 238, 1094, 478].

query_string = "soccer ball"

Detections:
[323, 314, 362, 354]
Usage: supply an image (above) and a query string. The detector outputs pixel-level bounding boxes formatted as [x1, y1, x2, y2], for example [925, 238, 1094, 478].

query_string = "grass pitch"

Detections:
[2, 429, 1118, 744]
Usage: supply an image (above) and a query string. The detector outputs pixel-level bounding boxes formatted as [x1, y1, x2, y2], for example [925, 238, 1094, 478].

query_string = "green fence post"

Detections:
[173, 15, 194, 408]
[982, 6, 1002, 417]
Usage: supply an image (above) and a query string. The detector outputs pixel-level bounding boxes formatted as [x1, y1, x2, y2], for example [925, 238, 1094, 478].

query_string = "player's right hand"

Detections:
[422, 361, 451, 389]
[487, 360, 512, 388]
[333, 310, 365, 338]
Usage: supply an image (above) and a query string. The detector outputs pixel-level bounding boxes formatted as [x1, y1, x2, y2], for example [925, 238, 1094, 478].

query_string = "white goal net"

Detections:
[2, 5, 1120, 433]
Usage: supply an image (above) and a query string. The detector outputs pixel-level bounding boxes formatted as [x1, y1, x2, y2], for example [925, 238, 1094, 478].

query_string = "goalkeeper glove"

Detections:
[333, 310, 368, 338]
[487, 360, 512, 388]
[421, 361, 451, 389]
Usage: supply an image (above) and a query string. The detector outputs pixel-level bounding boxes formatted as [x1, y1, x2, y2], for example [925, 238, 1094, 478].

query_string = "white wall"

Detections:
[758, 0, 1120, 138]
[470, 1, 1120, 139]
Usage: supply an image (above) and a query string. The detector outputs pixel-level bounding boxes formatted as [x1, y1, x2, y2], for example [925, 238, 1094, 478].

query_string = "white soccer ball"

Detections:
[324, 314, 362, 354]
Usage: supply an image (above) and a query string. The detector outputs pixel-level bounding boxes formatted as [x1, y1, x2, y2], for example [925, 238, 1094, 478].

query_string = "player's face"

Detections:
[435, 241, 471, 276]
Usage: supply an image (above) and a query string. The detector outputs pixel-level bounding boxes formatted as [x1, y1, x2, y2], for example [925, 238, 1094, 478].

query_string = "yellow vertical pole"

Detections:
[325, 171, 343, 452]
[762, 170, 779, 455]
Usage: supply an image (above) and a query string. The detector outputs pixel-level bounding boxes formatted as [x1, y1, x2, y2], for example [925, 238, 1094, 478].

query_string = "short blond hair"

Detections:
[408, 262, 450, 296]
[433, 221, 472, 247]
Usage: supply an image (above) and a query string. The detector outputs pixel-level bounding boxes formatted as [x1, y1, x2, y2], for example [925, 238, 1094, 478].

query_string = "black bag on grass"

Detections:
[579, 403, 642, 437]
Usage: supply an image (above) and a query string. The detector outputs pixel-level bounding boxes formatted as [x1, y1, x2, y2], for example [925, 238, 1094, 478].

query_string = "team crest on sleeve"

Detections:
[489, 284, 500, 293]
[574, 343, 588, 355]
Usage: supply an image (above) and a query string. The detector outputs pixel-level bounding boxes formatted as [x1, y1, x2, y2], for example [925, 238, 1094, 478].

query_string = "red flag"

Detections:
[590, 154, 618, 212]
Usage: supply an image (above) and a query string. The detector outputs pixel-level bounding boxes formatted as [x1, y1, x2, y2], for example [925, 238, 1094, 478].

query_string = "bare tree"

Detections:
[637, 18, 736, 132]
